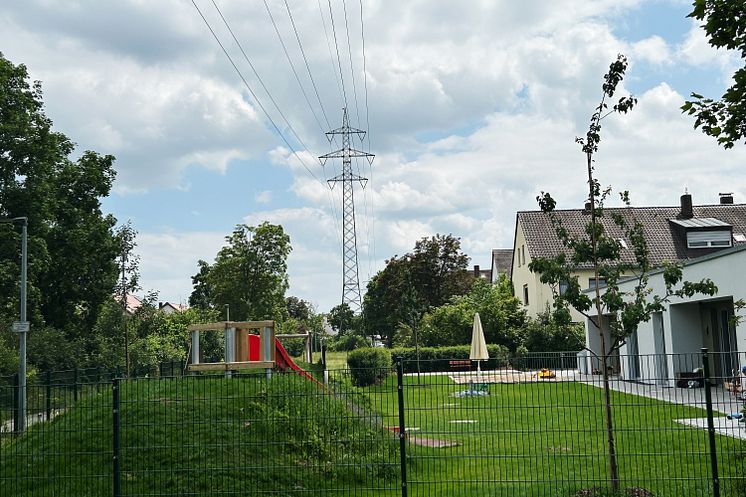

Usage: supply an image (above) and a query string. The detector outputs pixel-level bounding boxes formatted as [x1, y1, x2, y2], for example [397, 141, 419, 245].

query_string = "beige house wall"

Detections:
[511, 222, 601, 324]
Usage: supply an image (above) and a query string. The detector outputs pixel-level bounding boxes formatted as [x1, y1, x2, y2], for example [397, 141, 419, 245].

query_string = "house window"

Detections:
[686, 230, 732, 248]
[522, 284, 529, 305]
[521, 245, 526, 265]
[516, 248, 521, 267]
[559, 280, 569, 296]
[588, 277, 606, 290]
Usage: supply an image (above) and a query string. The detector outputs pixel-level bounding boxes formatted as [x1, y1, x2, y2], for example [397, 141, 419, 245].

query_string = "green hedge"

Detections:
[347, 348, 392, 386]
[389, 345, 510, 373]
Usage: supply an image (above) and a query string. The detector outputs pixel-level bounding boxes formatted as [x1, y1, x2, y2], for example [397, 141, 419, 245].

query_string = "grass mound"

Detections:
[0, 373, 399, 496]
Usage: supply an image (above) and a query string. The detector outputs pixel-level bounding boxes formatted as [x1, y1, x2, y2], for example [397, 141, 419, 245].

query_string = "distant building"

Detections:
[511, 192, 746, 322]
[490, 249, 513, 284]
[158, 302, 188, 315]
[472, 264, 492, 281]
[115, 293, 143, 315]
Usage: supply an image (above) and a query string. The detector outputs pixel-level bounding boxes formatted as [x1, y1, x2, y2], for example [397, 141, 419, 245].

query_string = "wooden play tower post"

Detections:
[187, 321, 276, 377]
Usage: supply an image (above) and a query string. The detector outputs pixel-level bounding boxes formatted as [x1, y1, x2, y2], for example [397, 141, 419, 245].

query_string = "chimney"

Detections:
[584, 202, 592, 214]
[680, 192, 693, 219]
[719, 192, 734, 205]
[158, 301, 163, 309]
[473, 265, 480, 278]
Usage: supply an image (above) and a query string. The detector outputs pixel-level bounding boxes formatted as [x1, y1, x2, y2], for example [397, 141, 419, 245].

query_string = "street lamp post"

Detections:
[2, 217, 28, 432]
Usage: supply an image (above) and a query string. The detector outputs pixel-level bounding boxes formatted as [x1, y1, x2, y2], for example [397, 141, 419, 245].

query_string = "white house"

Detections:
[583, 245, 746, 385]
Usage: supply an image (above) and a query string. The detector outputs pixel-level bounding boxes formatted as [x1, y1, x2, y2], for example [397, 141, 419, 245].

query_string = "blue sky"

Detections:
[2, 0, 745, 312]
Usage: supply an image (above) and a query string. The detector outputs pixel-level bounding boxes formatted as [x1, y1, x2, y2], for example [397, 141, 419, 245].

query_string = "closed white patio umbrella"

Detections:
[469, 312, 489, 373]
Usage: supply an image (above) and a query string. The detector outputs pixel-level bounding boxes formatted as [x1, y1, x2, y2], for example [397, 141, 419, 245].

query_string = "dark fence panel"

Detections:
[396, 352, 742, 497]
[0, 377, 114, 496]
[2, 351, 746, 496]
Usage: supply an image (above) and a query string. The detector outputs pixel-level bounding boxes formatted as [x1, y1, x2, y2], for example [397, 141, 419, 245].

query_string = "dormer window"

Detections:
[670, 217, 733, 250]
[686, 231, 732, 248]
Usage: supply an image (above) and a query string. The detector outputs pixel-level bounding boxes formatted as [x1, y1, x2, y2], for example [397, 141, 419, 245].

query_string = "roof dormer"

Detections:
[669, 218, 733, 249]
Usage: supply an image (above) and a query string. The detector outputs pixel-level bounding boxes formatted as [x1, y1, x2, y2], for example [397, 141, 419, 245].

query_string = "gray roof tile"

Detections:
[517, 203, 746, 267]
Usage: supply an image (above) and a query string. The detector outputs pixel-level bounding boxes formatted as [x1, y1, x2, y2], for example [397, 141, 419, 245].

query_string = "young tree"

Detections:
[114, 221, 140, 376]
[529, 55, 716, 490]
[682, 1, 746, 148]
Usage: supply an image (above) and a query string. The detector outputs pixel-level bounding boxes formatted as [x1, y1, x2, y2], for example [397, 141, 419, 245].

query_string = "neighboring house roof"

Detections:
[491, 249, 513, 280]
[114, 293, 142, 315]
[517, 201, 746, 268]
[159, 302, 188, 313]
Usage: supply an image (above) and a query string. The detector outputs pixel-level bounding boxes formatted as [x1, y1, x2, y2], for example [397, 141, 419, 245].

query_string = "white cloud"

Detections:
[632, 35, 672, 65]
[4, 0, 743, 312]
[255, 190, 272, 204]
[135, 231, 227, 305]
[677, 19, 740, 84]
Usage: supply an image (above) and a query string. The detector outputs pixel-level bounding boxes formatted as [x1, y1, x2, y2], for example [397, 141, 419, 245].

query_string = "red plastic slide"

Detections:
[274, 338, 321, 385]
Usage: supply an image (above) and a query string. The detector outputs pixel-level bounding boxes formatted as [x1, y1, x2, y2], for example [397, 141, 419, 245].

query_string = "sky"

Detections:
[1, 0, 745, 313]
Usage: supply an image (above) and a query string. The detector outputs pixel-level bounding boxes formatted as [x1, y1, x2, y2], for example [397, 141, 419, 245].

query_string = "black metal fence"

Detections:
[1, 351, 746, 496]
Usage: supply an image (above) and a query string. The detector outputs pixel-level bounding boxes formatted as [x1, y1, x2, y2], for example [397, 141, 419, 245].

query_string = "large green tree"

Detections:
[189, 222, 291, 321]
[362, 234, 473, 345]
[0, 52, 119, 369]
[682, 0, 746, 148]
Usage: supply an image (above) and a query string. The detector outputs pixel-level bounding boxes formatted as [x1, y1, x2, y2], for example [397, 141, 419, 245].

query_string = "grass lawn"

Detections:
[305, 350, 350, 370]
[363, 374, 746, 497]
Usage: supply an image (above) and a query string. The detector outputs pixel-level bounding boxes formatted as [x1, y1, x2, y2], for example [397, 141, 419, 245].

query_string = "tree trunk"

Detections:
[588, 148, 619, 490]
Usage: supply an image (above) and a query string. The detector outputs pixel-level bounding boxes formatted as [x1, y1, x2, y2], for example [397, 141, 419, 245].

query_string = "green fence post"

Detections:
[12, 372, 19, 433]
[45, 370, 52, 421]
[73, 367, 79, 402]
[397, 359, 408, 497]
[702, 348, 720, 497]
[113, 378, 121, 497]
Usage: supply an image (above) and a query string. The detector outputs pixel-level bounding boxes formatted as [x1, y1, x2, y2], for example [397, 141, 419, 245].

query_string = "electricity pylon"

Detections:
[319, 108, 374, 313]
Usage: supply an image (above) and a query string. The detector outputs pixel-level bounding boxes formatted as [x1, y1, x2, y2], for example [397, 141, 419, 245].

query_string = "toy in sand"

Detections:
[537, 368, 556, 379]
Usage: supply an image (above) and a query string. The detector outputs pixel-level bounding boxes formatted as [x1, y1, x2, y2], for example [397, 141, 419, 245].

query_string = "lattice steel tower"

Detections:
[319, 108, 374, 313]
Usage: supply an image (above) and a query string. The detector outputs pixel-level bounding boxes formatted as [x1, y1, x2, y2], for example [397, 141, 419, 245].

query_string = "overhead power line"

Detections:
[283, 0, 333, 130]
[326, 0, 348, 109]
[191, 0, 320, 183]
[317, 0, 345, 108]
[263, 0, 327, 134]
[342, 0, 362, 129]
[208, 0, 314, 158]
[191, 0, 344, 248]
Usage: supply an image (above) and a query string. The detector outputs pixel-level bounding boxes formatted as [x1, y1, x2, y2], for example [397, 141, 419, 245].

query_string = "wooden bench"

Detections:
[449, 360, 471, 371]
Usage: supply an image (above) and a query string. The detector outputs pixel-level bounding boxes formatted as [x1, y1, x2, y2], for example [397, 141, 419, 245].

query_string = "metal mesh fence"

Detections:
[0, 373, 114, 496]
[0, 352, 745, 496]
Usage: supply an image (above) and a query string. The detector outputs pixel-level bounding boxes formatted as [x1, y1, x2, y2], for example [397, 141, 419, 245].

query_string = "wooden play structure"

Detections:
[186, 320, 315, 381]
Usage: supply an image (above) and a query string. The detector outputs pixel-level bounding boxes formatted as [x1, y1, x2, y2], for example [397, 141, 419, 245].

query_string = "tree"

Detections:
[114, 221, 140, 376]
[682, 1, 746, 148]
[0, 51, 120, 370]
[418, 278, 526, 350]
[328, 303, 355, 335]
[362, 234, 473, 345]
[189, 222, 291, 321]
[529, 55, 716, 490]
[286, 296, 311, 322]
[410, 234, 472, 308]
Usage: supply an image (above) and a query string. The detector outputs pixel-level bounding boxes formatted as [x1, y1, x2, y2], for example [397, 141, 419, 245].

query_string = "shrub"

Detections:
[329, 333, 370, 352]
[347, 348, 392, 386]
[389, 344, 510, 373]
